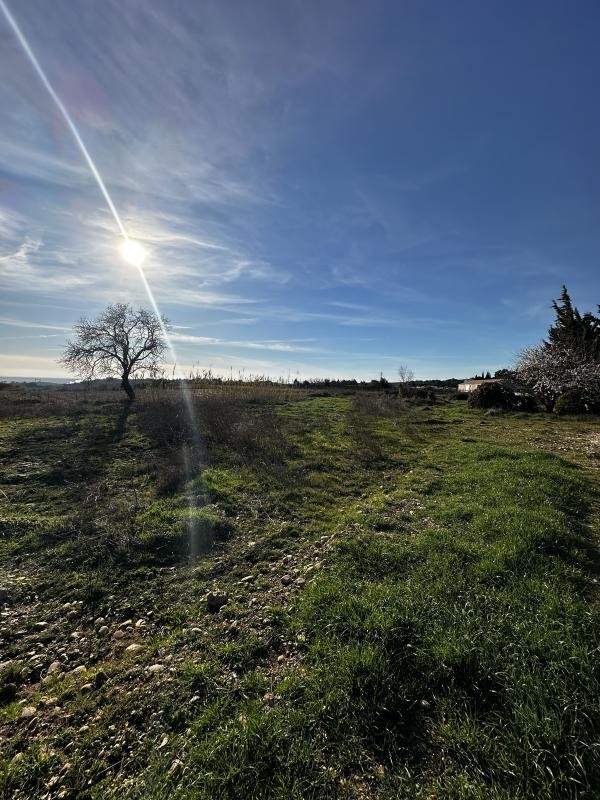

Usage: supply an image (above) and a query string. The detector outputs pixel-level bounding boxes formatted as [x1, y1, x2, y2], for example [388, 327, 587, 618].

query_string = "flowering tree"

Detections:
[516, 343, 600, 411]
[515, 288, 600, 411]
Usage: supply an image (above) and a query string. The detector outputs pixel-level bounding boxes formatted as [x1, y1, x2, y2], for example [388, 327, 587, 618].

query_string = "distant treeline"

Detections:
[293, 377, 460, 389]
[6, 375, 463, 393]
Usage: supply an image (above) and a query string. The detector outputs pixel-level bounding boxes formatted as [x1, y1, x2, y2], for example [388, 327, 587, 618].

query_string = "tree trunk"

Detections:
[121, 373, 135, 401]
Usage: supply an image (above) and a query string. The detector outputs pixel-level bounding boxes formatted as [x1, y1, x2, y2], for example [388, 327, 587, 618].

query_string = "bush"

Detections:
[513, 392, 539, 412]
[136, 392, 294, 477]
[348, 392, 415, 465]
[350, 392, 405, 418]
[554, 389, 599, 415]
[468, 381, 515, 410]
[399, 386, 437, 403]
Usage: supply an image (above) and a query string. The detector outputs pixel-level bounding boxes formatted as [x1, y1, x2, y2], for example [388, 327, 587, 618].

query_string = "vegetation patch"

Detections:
[1, 386, 599, 799]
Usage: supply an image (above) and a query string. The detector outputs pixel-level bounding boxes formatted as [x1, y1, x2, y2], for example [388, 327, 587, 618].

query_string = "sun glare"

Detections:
[120, 238, 148, 268]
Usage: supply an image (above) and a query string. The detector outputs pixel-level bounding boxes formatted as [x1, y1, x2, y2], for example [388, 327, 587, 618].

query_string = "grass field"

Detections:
[1, 384, 599, 799]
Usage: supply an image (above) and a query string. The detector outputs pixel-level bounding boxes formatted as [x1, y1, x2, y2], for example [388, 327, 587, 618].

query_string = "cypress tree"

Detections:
[546, 286, 600, 359]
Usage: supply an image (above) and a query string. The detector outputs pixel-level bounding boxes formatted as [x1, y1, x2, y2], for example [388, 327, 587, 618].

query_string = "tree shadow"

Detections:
[114, 401, 133, 441]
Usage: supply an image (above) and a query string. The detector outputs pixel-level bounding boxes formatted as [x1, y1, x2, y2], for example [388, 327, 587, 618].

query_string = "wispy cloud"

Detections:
[328, 300, 373, 312]
[170, 331, 318, 353]
[0, 316, 71, 331]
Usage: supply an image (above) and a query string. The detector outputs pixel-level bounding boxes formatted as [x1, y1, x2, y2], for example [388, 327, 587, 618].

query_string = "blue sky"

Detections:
[1, 0, 599, 380]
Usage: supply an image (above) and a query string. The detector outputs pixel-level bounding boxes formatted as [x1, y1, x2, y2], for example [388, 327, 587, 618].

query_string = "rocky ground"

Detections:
[1, 517, 342, 798]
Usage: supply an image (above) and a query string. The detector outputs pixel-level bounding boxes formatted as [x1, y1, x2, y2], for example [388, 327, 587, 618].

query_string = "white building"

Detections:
[457, 378, 502, 393]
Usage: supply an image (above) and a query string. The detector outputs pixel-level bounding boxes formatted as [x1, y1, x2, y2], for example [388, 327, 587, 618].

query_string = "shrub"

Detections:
[468, 381, 515, 410]
[348, 392, 414, 465]
[350, 392, 405, 418]
[399, 386, 437, 403]
[513, 392, 539, 412]
[136, 392, 294, 478]
[554, 389, 596, 415]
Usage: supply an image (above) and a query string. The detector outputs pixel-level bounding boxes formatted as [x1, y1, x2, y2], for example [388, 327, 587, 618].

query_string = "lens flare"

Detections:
[120, 239, 148, 268]
[0, 0, 206, 558]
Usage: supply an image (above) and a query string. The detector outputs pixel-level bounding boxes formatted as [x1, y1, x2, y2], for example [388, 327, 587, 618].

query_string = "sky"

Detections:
[1, 0, 600, 381]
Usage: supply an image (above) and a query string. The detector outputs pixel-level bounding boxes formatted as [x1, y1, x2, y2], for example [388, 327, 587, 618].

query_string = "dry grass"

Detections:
[0, 383, 122, 419]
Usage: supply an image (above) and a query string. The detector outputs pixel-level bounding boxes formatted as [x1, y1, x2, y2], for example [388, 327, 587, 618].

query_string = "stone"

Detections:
[98, 626, 109, 636]
[277, 654, 286, 664]
[47, 661, 63, 675]
[80, 683, 94, 693]
[33, 621, 48, 630]
[280, 575, 292, 586]
[94, 671, 108, 688]
[20, 706, 36, 720]
[112, 630, 125, 640]
[147, 664, 164, 674]
[94, 617, 106, 627]
[125, 643, 144, 654]
[0, 683, 17, 702]
[240, 575, 255, 583]
[206, 591, 229, 613]
[135, 619, 146, 628]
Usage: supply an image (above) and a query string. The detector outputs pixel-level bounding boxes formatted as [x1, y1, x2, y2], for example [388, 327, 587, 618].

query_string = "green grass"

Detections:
[134, 438, 599, 800]
[1, 386, 599, 799]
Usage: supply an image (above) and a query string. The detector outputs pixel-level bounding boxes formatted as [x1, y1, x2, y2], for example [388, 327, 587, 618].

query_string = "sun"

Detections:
[120, 239, 148, 268]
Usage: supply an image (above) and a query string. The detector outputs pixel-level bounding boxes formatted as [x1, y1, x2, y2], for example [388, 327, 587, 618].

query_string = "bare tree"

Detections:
[60, 304, 168, 400]
[398, 364, 415, 384]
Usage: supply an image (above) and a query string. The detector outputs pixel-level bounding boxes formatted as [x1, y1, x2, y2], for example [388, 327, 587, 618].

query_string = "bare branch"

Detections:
[59, 304, 169, 400]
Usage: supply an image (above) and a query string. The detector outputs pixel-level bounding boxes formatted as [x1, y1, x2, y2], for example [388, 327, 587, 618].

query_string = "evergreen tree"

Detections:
[547, 286, 600, 358]
[516, 288, 600, 411]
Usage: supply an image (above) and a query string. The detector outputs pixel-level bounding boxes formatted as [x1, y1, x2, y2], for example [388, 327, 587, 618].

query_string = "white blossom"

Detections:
[515, 343, 600, 410]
